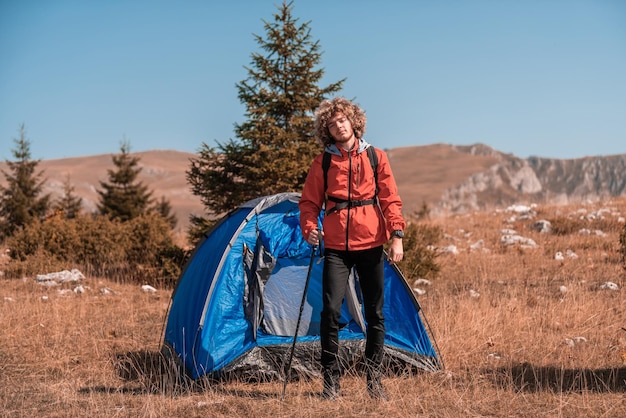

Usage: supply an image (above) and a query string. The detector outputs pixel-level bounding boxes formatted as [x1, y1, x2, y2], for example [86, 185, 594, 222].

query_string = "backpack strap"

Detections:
[322, 150, 332, 198]
[366, 146, 379, 198]
[322, 146, 379, 216]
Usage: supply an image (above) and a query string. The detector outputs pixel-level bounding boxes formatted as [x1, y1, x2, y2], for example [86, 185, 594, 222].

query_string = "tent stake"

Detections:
[281, 245, 317, 400]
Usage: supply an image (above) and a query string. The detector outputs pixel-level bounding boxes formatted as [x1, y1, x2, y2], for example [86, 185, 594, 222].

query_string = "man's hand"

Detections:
[307, 228, 324, 246]
[388, 237, 404, 264]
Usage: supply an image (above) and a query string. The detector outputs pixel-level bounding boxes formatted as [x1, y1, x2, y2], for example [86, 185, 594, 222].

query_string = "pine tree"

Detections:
[187, 1, 344, 215]
[0, 124, 51, 239]
[97, 140, 153, 222]
[152, 196, 177, 229]
[54, 173, 83, 219]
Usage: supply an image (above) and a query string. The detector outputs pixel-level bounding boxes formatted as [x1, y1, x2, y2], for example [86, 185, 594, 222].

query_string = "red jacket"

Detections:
[299, 140, 405, 251]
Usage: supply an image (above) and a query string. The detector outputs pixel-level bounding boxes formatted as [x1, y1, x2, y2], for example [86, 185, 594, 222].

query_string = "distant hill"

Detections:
[2, 144, 626, 233]
[0, 150, 202, 236]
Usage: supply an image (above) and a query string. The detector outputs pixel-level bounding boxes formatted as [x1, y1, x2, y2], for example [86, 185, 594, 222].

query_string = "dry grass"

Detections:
[1, 198, 626, 417]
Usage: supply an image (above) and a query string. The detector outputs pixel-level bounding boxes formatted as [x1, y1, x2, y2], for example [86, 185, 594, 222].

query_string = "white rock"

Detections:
[413, 288, 427, 296]
[555, 252, 564, 261]
[506, 204, 532, 213]
[500, 228, 517, 235]
[600, 282, 619, 291]
[529, 220, 552, 234]
[500, 235, 516, 246]
[38, 280, 59, 287]
[36, 269, 85, 283]
[500, 234, 538, 248]
[565, 249, 578, 259]
[469, 240, 485, 251]
[559, 285, 568, 294]
[141, 285, 157, 293]
[518, 212, 535, 220]
[564, 338, 575, 348]
[469, 289, 480, 298]
[413, 279, 432, 286]
[100, 287, 113, 295]
[73, 285, 85, 294]
[443, 233, 460, 242]
[3, 297, 15, 302]
[440, 245, 459, 255]
[572, 336, 587, 343]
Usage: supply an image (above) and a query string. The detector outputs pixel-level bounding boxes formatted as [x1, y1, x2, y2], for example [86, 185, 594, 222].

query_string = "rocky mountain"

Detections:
[2, 144, 626, 234]
[433, 144, 626, 214]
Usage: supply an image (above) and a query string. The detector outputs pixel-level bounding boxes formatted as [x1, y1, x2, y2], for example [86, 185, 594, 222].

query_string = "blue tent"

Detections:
[163, 193, 440, 380]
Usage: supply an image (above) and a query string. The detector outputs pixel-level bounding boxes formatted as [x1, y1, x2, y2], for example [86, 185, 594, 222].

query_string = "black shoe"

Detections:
[367, 376, 389, 401]
[322, 373, 340, 400]
[321, 385, 339, 400]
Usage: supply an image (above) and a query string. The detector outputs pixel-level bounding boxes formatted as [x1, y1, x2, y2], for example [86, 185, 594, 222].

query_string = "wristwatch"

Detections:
[391, 229, 404, 239]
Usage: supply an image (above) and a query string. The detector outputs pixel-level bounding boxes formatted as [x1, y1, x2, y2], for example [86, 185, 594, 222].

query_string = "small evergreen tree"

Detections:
[54, 173, 83, 219]
[0, 124, 51, 239]
[97, 140, 153, 222]
[152, 195, 177, 229]
[187, 1, 344, 217]
[187, 214, 216, 246]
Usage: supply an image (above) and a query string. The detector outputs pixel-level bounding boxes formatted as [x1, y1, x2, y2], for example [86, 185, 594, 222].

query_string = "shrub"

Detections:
[4, 213, 187, 286]
[548, 216, 584, 236]
[394, 222, 442, 282]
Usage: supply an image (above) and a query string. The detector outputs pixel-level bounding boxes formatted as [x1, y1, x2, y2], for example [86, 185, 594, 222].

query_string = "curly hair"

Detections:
[313, 97, 367, 147]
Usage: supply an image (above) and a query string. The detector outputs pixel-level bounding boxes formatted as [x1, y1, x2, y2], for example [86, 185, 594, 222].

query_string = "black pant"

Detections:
[320, 246, 385, 376]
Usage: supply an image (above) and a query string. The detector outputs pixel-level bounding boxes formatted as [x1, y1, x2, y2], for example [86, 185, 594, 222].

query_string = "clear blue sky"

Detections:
[1, 0, 625, 161]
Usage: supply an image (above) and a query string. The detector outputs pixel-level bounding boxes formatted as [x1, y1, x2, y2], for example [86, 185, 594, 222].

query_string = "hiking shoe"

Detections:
[321, 385, 339, 400]
[322, 373, 340, 400]
[367, 377, 389, 401]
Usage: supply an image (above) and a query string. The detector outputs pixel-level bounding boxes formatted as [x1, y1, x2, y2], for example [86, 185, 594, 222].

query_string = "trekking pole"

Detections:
[281, 245, 317, 400]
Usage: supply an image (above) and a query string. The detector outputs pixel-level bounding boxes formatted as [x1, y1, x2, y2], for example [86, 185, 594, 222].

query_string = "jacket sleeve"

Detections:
[299, 154, 325, 241]
[375, 149, 406, 234]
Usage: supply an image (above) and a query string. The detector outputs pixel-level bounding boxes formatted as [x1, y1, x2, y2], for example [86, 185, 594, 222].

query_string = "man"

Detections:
[299, 97, 405, 400]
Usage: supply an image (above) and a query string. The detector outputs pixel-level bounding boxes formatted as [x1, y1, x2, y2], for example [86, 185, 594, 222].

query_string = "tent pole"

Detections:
[281, 245, 317, 400]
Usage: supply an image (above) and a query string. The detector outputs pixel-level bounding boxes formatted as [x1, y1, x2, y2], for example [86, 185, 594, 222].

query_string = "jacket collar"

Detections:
[325, 138, 371, 156]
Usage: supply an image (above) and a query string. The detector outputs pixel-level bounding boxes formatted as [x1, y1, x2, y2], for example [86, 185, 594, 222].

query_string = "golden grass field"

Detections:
[1, 198, 625, 417]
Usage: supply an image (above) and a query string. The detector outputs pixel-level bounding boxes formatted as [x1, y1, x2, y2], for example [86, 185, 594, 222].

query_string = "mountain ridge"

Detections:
[2, 144, 626, 233]
[435, 144, 626, 214]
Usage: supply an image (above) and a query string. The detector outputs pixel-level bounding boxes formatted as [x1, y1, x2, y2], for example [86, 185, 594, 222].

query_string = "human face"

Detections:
[327, 112, 356, 148]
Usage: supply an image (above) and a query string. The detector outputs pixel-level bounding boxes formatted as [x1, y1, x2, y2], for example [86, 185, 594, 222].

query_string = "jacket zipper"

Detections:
[345, 151, 352, 251]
